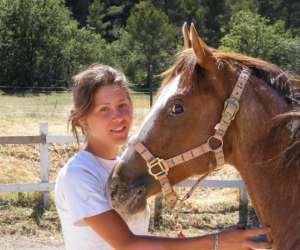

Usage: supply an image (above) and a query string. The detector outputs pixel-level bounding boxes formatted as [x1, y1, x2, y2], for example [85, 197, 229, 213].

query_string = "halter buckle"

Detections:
[223, 97, 240, 122]
[147, 158, 169, 180]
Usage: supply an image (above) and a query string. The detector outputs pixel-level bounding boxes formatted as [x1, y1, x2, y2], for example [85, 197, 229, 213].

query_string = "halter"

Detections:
[134, 68, 251, 207]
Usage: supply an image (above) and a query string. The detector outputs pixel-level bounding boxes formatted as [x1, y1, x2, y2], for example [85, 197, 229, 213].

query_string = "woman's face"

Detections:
[83, 85, 133, 147]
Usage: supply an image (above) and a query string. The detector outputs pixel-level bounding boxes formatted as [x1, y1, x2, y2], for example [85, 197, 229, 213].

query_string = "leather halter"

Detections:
[134, 68, 251, 207]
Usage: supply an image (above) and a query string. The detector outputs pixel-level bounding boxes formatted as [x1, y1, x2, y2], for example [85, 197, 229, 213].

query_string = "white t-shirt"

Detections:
[55, 150, 150, 250]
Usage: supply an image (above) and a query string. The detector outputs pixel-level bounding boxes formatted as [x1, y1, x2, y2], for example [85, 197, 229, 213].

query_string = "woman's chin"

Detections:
[110, 132, 129, 145]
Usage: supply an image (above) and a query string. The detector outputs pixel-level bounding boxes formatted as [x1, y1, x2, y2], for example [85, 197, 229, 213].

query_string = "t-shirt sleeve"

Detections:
[61, 167, 112, 225]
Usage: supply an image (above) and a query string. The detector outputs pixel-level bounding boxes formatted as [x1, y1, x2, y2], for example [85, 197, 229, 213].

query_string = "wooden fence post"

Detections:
[238, 187, 248, 226]
[40, 123, 49, 208]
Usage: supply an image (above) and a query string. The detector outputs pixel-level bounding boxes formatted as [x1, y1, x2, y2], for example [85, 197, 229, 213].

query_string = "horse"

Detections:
[107, 23, 300, 250]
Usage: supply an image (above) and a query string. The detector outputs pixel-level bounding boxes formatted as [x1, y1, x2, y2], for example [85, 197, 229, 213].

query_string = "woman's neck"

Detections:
[85, 140, 118, 160]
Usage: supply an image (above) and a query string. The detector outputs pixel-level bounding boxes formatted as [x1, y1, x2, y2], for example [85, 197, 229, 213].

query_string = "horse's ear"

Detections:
[190, 23, 215, 70]
[182, 22, 191, 49]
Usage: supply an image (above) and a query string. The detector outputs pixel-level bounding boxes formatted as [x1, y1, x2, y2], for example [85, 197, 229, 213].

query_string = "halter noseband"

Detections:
[134, 68, 251, 207]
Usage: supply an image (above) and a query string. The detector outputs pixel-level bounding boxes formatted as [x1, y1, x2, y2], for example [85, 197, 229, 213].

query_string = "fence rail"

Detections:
[0, 123, 249, 224]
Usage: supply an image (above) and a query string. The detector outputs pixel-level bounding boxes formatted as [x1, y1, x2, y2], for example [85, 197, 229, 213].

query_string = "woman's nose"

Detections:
[113, 108, 124, 120]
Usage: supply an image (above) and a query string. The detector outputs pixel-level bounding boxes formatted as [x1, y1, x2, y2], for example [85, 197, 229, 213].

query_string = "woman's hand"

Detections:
[218, 227, 272, 250]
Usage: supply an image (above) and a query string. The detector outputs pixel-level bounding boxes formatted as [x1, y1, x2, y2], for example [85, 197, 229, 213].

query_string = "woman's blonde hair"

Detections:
[68, 64, 131, 144]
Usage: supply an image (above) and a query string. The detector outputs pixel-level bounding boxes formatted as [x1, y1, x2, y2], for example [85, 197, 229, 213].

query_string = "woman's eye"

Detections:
[171, 102, 184, 115]
[100, 106, 109, 112]
[119, 103, 128, 109]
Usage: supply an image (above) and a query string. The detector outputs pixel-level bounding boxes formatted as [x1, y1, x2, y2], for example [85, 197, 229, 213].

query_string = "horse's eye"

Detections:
[171, 102, 184, 115]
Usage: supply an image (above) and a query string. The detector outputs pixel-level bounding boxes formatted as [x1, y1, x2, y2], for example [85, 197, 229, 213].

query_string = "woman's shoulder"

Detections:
[57, 150, 99, 181]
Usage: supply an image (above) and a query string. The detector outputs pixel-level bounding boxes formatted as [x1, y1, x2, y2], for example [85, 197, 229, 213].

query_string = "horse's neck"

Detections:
[239, 148, 297, 241]
[236, 145, 300, 250]
[229, 81, 300, 249]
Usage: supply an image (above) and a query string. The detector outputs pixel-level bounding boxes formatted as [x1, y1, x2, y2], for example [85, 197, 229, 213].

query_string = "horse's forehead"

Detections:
[134, 75, 181, 141]
[157, 75, 181, 105]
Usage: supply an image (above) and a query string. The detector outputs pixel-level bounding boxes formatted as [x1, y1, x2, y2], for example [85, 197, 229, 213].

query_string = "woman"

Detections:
[55, 64, 272, 250]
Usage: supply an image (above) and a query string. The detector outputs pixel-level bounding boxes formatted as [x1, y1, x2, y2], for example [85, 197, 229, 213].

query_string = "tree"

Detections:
[257, 0, 300, 36]
[272, 37, 300, 75]
[219, 11, 293, 67]
[225, 0, 259, 15]
[151, 0, 226, 47]
[115, 1, 177, 91]
[0, 0, 72, 88]
[65, 0, 93, 26]
[86, 0, 107, 34]
[198, 0, 229, 47]
[67, 27, 110, 74]
[0, 0, 108, 91]
[87, 0, 137, 41]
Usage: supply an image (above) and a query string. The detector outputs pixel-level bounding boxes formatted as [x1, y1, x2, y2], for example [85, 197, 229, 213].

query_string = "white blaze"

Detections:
[120, 75, 181, 160]
[137, 74, 181, 140]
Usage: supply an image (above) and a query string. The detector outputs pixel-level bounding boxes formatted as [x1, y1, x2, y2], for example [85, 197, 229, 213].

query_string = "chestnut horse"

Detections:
[107, 24, 300, 250]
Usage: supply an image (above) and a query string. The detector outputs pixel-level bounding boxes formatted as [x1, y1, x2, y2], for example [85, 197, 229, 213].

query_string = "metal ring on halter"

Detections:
[207, 136, 223, 151]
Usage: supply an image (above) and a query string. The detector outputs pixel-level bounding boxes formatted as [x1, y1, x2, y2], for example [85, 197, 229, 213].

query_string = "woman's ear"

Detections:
[78, 117, 88, 130]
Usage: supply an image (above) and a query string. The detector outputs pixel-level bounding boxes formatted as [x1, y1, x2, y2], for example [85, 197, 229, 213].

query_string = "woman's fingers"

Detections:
[219, 226, 272, 250]
[245, 239, 272, 249]
[243, 227, 271, 237]
[243, 227, 272, 249]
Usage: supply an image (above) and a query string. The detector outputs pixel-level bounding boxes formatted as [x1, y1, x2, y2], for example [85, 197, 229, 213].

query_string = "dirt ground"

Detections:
[0, 234, 64, 250]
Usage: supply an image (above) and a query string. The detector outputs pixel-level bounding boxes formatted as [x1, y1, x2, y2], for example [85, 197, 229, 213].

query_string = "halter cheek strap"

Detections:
[134, 143, 178, 205]
[134, 68, 251, 208]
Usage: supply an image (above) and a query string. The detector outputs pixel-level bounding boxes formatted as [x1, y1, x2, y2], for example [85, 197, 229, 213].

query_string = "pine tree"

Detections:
[87, 0, 137, 41]
[115, 1, 177, 90]
[65, 0, 92, 26]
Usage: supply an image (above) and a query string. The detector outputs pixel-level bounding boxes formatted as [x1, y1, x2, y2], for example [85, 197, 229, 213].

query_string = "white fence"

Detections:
[0, 123, 249, 223]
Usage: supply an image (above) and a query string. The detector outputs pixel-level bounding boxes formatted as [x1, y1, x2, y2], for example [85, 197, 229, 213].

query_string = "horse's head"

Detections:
[107, 23, 249, 216]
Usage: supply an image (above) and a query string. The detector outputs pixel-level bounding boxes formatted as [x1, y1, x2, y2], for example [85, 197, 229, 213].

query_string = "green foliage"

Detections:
[87, 0, 108, 34]
[67, 27, 109, 73]
[225, 0, 259, 15]
[107, 31, 144, 87]
[0, 0, 108, 91]
[219, 11, 299, 73]
[199, 0, 229, 47]
[272, 37, 300, 75]
[151, 0, 227, 47]
[65, 0, 92, 26]
[1, 1, 299, 91]
[87, 0, 136, 41]
[0, 0, 72, 88]
[114, 1, 177, 90]
[257, 0, 300, 36]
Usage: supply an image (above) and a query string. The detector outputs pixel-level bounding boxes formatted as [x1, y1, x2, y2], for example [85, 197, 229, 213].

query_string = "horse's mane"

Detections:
[162, 48, 299, 102]
[162, 48, 300, 172]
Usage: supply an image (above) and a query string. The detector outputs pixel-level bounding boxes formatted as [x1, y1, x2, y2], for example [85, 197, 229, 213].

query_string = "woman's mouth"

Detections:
[110, 126, 127, 134]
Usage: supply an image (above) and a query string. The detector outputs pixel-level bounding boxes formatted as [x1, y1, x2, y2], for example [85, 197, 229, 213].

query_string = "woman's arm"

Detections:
[84, 210, 272, 250]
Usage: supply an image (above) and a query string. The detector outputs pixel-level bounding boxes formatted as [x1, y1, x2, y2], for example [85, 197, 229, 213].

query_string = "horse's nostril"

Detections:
[111, 190, 118, 200]
[137, 188, 144, 196]
[110, 183, 119, 200]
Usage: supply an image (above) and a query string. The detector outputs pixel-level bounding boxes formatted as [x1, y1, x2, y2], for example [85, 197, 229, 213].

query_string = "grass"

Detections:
[0, 91, 150, 136]
[0, 193, 62, 244]
[0, 91, 258, 245]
